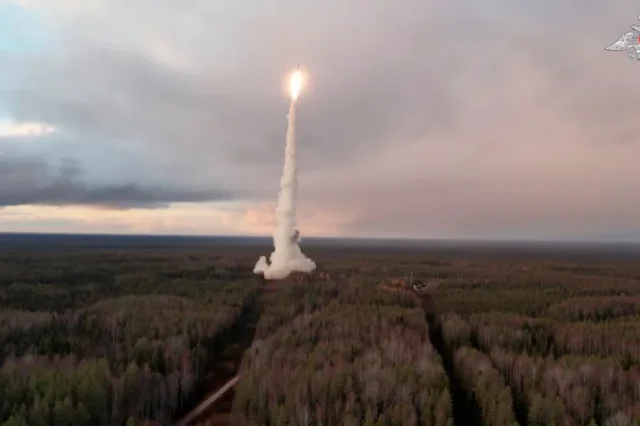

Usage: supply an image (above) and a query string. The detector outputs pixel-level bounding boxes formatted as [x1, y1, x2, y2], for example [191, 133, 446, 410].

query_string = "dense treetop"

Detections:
[2, 244, 640, 425]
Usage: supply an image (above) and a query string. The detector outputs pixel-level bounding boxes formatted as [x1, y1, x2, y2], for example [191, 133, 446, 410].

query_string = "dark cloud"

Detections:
[0, 155, 231, 208]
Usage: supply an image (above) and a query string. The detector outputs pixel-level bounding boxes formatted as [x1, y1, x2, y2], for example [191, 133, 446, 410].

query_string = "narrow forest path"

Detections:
[177, 277, 300, 425]
[418, 292, 483, 426]
[176, 375, 241, 426]
[176, 292, 262, 426]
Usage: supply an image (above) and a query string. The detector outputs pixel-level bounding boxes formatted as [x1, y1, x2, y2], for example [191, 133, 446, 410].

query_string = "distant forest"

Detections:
[0, 241, 639, 425]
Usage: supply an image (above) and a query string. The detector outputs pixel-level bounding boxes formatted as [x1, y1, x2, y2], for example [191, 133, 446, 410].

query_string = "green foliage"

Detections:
[439, 258, 640, 424]
[2, 244, 640, 424]
[0, 249, 258, 426]
[234, 280, 453, 424]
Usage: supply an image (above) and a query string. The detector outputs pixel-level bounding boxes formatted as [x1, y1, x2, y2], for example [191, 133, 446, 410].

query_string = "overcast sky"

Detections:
[1, 0, 639, 240]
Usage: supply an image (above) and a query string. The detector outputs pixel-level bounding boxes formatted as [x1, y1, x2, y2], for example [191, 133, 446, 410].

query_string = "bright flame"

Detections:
[290, 70, 304, 100]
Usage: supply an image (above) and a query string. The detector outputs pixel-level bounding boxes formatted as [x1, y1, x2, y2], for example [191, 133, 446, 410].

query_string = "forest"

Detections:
[0, 248, 259, 426]
[0, 240, 639, 425]
[233, 279, 454, 425]
[228, 251, 640, 425]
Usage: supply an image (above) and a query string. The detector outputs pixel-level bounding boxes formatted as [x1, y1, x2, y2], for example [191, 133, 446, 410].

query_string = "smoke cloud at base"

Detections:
[254, 90, 316, 280]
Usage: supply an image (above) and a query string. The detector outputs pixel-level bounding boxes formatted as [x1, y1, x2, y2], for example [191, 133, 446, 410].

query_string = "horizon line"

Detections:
[1, 231, 639, 246]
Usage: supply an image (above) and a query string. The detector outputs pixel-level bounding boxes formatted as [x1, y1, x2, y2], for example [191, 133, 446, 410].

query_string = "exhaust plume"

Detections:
[254, 69, 316, 280]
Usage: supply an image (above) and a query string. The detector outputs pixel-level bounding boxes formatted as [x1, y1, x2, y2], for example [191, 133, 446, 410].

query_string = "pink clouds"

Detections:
[0, 202, 361, 237]
[1, 0, 639, 239]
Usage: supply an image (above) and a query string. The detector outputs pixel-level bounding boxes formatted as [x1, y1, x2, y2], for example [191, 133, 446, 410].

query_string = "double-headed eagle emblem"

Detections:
[605, 16, 640, 61]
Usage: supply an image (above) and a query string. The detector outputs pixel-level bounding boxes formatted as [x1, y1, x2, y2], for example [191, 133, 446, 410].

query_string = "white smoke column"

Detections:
[254, 69, 316, 279]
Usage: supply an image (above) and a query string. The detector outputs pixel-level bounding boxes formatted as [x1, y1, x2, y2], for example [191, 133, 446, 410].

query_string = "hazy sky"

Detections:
[1, 0, 639, 240]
